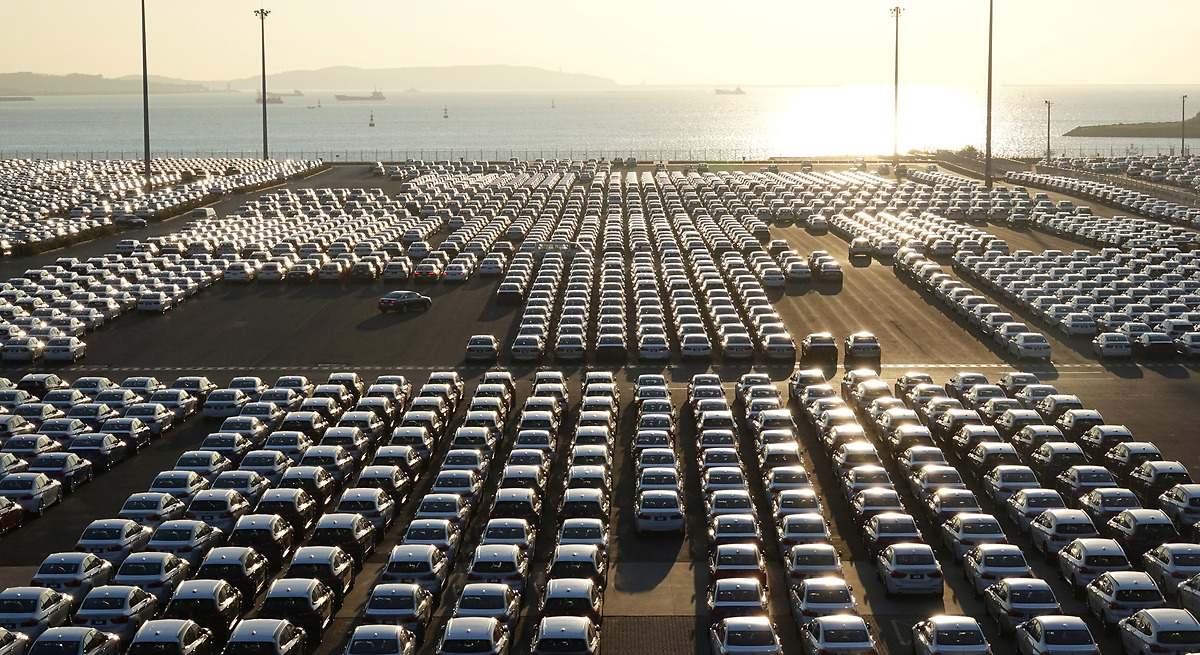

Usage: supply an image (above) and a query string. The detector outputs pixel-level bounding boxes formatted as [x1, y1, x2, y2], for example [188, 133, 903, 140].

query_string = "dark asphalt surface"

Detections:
[0, 164, 1196, 655]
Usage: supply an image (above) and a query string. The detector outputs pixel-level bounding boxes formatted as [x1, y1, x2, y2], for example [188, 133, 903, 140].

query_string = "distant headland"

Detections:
[1066, 113, 1200, 139]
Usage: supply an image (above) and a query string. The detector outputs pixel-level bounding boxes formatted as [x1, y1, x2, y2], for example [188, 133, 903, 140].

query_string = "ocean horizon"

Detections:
[1, 84, 1196, 161]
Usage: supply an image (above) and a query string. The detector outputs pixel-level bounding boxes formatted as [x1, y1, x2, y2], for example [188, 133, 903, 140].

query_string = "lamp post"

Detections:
[1044, 100, 1051, 163]
[255, 8, 270, 160]
[140, 0, 151, 189]
[891, 6, 902, 173]
[1183, 95, 1189, 156]
[984, 0, 994, 188]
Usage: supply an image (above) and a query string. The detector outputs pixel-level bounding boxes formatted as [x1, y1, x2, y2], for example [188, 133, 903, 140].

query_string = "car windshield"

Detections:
[983, 554, 1026, 567]
[120, 562, 162, 575]
[82, 596, 127, 610]
[1086, 554, 1129, 567]
[439, 639, 493, 653]
[81, 527, 123, 540]
[1115, 589, 1162, 602]
[30, 641, 83, 655]
[369, 594, 414, 610]
[1043, 629, 1093, 645]
[0, 599, 37, 612]
[1010, 589, 1056, 604]
[535, 637, 590, 652]
[807, 588, 851, 604]
[936, 630, 984, 645]
[153, 529, 193, 542]
[38, 562, 80, 575]
[224, 643, 278, 655]
[824, 629, 869, 643]
[460, 594, 505, 610]
[562, 526, 600, 540]
[349, 639, 398, 655]
[388, 559, 429, 574]
[895, 553, 935, 565]
[727, 630, 775, 646]
[127, 643, 184, 655]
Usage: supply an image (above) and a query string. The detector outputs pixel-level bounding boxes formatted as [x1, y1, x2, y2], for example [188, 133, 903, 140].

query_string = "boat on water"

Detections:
[256, 94, 283, 104]
[306, 100, 322, 110]
[335, 90, 386, 101]
[715, 86, 746, 95]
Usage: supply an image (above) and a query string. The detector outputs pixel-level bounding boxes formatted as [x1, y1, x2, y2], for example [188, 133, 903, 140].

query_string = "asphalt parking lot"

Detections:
[1, 163, 1198, 655]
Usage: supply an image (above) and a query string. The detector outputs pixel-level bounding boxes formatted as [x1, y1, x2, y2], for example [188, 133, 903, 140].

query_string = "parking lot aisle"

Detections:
[768, 227, 1010, 367]
[412, 378, 531, 655]
[307, 372, 450, 655]
[508, 376, 577, 652]
[602, 383, 702, 654]
[0, 411, 207, 585]
[732, 386, 806, 653]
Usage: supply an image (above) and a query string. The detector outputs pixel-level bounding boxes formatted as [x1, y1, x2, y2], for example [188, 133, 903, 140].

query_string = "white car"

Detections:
[710, 616, 781, 654]
[0, 472, 63, 515]
[799, 614, 874, 655]
[963, 544, 1031, 594]
[1092, 332, 1133, 358]
[789, 577, 857, 623]
[875, 543, 943, 596]
[1118, 608, 1200, 655]
[1008, 332, 1052, 360]
[1015, 615, 1097, 655]
[910, 615, 990, 655]
[1084, 571, 1164, 628]
[42, 337, 86, 362]
[1058, 537, 1131, 592]
[1143, 543, 1200, 598]
[634, 490, 684, 533]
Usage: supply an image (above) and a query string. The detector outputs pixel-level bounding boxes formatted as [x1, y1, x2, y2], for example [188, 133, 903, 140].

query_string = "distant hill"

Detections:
[0, 72, 208, 96]
[1066, 113, 1200, 138]
[223, 65, 618, 92]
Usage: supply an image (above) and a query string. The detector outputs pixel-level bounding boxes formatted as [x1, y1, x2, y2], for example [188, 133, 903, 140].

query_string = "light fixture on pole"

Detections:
[984, 0, 994, 188]
[891, 6, 902, 174]
[1183, 95, 1189, 156]
[255, 8, 271, 160]
[1044, 100, 1051, 164]
[140, 0, 151, 190]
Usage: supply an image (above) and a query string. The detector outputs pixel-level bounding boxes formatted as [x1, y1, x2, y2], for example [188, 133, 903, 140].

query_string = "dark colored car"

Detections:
[378, 291, 432, 313]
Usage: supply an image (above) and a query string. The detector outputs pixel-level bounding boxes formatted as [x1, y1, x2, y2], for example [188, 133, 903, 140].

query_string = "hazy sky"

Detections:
[2, 0, 1196, 87]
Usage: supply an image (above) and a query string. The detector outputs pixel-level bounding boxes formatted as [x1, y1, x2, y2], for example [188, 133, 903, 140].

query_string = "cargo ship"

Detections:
[335, 90, 386, 102]
[715, 87, 746, 95]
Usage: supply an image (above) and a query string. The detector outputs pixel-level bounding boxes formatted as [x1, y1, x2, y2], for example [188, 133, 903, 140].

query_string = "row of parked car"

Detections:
[894, 249, 1055, 360]
[0, 367, 628, 655]
[1015, 166, 1200, 224]
[0, 370, 426, 655]
[487, 170, 800, 362]
[1042, 155, 1200, 195]
[0, 372, 207, 525]
[953, 247, 1200, 358]
[0, 158, 322, 252]
[788, 360, 1200, 654]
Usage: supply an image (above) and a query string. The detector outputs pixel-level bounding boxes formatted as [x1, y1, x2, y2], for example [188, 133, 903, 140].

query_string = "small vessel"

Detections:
[369, 111, 375, 128]
[335, 90, 386, 101]
[289, 89, 304, 97]
[305, 99, 322, 109]
[443, 105, 448, 119]
[715, 86, 746, 95]
[404, 88, 420, 94]
[551, 98, 556, 109]
[256, 93, 283, 104]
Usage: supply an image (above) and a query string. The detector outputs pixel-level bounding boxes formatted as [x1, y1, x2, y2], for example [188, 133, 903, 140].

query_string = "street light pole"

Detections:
[255, 8, 271, 160]
[1183, 95, 1189, 156]
[891, 6, 902, 173]
[984, 0, 994, 188]
[1044, 100, 1051, 163]
[140, 0, 151, 189]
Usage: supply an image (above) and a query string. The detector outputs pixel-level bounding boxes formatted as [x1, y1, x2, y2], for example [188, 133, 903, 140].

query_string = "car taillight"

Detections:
[1173, 572, 1189, 579]
[890, 571, 907, 578]
[20, 494, 33, 500]
[929, 570, 942, 578]
[1078, 566, 1091, 573]
[148, 514, 160, 521]
[1107, 601, 1121, 609]
[109, 545, 123, 552]
[113, 616, 129, 624]
[22, 620, 37, 627]
[1007, 609, 1023, 617]
[179, 546, 193, 553]
[65, 580, 80, 587]
[1150, 646, 1169, 654]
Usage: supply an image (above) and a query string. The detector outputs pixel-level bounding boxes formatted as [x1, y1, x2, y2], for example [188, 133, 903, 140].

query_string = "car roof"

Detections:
[133, 619, 193, 642]
[229, 619, 288, 641]
[924, 615, 981, 630]
[444, 616, 499, 637]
